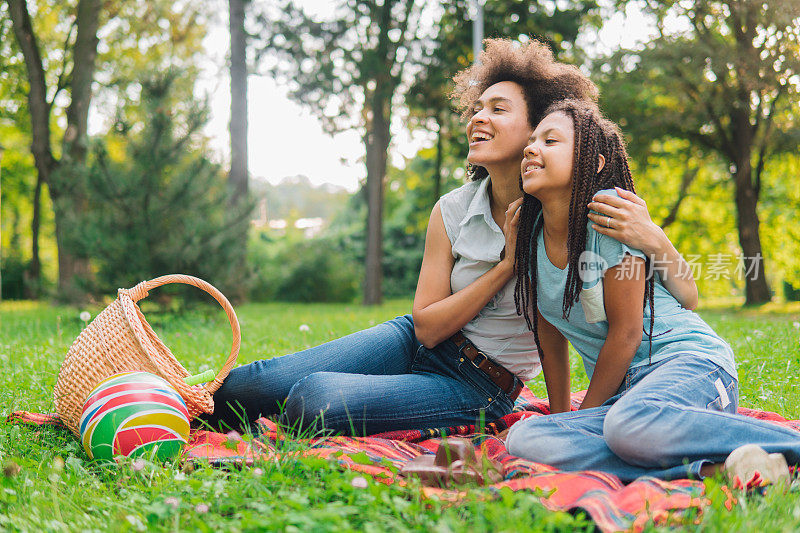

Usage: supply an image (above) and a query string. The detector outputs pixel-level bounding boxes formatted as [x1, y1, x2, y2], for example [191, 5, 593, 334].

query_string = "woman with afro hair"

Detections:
[203, 39, 699, 437]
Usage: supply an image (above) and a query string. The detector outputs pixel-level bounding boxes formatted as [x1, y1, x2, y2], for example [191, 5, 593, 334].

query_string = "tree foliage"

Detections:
[80, 70, 251, 295]
[252, 0, 424, 304]
[4, 0, 800, 306]
[405, 0, 599, 210]
[598, 0, 800, 304]
[1, 0, 213, 299]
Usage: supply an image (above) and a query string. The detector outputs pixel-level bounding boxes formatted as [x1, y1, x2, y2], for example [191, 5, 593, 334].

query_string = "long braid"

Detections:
[646, 266, 655, 363]
[560, 105, 620, 320]
[514, 190, 543, 356]
[563, 109, 603, 319]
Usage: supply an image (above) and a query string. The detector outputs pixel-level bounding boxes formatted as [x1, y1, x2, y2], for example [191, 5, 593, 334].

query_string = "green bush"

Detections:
[0, 255, 26, 300]
[248, 232, 359, 303]
[326, 191, 426, 300]
[784, 280, 800, 302]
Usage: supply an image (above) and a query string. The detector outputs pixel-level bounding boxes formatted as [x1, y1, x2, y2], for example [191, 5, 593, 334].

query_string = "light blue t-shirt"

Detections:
[534, 189, 737, 381]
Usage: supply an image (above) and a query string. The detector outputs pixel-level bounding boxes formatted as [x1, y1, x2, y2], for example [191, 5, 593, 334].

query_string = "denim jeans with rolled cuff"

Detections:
[200, 315, 517, 436]
[505, 354, 800, 482]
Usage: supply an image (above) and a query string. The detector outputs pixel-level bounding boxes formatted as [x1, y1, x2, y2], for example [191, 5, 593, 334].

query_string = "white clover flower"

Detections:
[793, 322, 800, 329]
[79, 311, 91, 322]
[253, 467, 264, 476]
[165, 497, 179, 508]
[351, 476, 368, 488]
[299, 324, 310, 332]
[195, 503, 209, 513]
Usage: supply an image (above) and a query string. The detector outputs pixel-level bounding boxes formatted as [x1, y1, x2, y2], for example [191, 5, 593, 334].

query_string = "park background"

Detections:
[1, 0, 799, 307]
[2, 2, 800, 530]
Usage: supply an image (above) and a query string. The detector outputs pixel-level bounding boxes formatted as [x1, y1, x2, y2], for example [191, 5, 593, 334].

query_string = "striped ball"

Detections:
[80, 372, 190, 461]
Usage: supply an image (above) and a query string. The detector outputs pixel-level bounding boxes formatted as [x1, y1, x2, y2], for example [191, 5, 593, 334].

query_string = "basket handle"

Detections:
[124, 274, 240, 394]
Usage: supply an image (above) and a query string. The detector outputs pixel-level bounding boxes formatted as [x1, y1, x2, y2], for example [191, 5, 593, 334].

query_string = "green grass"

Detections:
[1, 299, 799, 531]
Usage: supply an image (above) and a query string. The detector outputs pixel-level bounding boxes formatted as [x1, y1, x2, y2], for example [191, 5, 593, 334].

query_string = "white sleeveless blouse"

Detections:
[439, 178, 541, 381]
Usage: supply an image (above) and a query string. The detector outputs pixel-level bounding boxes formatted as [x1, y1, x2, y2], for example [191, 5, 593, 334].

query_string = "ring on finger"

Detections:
[605, 216, 612, 228]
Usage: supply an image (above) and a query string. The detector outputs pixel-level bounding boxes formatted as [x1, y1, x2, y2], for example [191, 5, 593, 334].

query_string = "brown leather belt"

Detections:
[449, 332, 524, 401]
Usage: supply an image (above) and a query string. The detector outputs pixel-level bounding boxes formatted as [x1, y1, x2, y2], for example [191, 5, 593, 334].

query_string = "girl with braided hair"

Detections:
[505, 99, 798, 485]
[203, 39, 698, 438]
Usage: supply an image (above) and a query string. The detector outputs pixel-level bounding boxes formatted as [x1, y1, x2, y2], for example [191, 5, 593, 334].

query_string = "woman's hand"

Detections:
[412, 200, 526, 347]
[500, 197, 524, 272]
[587, 187, 666, 256]
[586, 186, 699, 310]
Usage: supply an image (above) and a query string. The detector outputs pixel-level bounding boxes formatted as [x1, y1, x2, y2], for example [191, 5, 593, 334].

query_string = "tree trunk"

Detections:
[363, 93, 390, 305]
[229, 0, 248, 203]
[9, 0, 100, 302]
[63, 0, 100, 163]
[25, 172, 42, 298]
[8, 0, 57, 297]
[432, 118, 443, 207]
[727, 103, 771, 305]
[227, 0, 249, 298]
[52, 201, 91, 301]
[660, 165, 698, 229]
[733, 157, 771, 305]
[54, 0, 100, 301]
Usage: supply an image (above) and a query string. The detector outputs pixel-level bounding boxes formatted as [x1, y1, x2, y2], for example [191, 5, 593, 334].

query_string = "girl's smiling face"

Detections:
[521, 111, 576, 199]
[466, 81, 532, 169]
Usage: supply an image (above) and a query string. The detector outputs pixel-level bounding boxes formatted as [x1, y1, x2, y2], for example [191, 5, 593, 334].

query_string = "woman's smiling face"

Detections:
[466, 81, 532, 170]
[520, 111, 576, 199]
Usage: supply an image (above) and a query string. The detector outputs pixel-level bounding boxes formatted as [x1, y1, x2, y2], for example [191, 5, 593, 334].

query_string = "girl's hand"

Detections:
[587, 187, 667, 256]
[501, 198, 524, 271]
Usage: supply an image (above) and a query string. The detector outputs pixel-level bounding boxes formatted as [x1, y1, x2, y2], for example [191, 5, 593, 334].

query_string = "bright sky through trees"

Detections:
[194, 0, 656, 192]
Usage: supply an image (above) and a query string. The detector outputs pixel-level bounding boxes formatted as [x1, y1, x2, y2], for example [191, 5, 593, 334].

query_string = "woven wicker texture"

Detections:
[53, 274, 240, 435]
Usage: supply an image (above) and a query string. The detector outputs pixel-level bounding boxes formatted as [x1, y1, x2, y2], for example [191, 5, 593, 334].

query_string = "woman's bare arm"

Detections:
[587, 187, 698, 310]
[412, 199, 522, 348]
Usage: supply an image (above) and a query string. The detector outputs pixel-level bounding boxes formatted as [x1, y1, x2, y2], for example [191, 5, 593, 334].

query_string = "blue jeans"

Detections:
[505, 354, 800, 482]
[202, 315, 516, 435]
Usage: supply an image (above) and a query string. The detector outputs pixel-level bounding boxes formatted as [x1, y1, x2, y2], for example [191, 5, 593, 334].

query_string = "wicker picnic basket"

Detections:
[53, 274, 241, 435]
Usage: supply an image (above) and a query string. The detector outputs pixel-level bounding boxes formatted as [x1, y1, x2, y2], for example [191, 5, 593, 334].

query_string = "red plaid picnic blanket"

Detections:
[9, 388, 800, 532]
